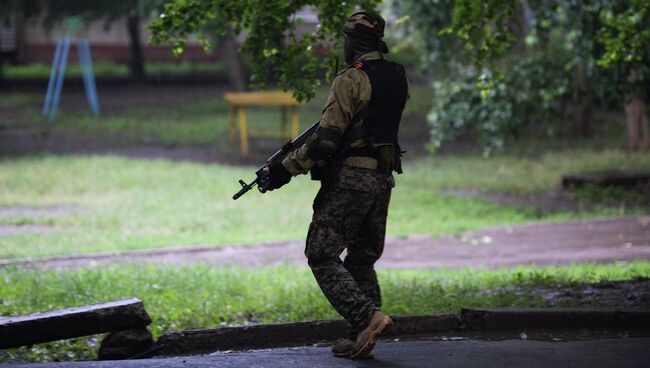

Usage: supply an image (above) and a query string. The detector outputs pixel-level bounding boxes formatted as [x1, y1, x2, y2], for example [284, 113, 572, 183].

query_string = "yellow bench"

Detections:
[223, 91, 301, 158]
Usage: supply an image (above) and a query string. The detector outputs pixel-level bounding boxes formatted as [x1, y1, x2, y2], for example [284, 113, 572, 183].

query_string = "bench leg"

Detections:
[281, 106, 288, 138]
[229, 105, 236, 141]
[290, 106, 299, 138]
[238, 107, 249, 158]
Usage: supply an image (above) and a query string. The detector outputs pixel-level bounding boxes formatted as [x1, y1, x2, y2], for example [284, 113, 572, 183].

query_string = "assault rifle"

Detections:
[232, 121, 320, 200]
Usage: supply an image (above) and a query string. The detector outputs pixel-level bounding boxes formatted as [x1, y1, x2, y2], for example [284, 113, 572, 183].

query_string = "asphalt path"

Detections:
[4, 337, 649, 368]
[3, 216, 649, 270]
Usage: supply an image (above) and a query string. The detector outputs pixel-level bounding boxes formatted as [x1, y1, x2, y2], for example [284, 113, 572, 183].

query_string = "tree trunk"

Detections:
[14, 12, 26, 63]
[576, 93, 594, 137]
[624, 95, 649, 151]
[570, 64, 593, 137]
[223, 34, 246, 91]
[126, 12, 145, 81]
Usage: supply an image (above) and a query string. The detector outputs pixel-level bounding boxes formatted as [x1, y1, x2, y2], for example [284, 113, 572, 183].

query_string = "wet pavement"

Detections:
[3, 337, 649, 367]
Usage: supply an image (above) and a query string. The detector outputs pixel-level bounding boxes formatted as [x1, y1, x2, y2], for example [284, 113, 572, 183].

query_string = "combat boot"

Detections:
[351, 311, 393, 359]
[331, 338, 374, 359]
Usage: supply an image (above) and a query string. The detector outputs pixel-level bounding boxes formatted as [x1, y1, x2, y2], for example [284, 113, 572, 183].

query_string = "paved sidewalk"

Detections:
[3, 337, 649, 368]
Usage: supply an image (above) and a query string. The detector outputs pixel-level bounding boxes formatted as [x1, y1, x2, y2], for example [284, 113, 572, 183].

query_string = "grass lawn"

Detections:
[1, 261, 648, 362]
[1, 83, 434, 147]
[0, 150, 648, 259]
[4, 62, 228, 79]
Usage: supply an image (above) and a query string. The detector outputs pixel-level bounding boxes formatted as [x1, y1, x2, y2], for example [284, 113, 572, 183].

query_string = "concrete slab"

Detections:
[0, 299, 151, 349]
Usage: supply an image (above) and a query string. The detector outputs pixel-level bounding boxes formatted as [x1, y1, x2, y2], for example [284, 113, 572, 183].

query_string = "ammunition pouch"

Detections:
[376, 144, 402, 174]
[306, 126, 340, 161]
[310, 163, 333, 181]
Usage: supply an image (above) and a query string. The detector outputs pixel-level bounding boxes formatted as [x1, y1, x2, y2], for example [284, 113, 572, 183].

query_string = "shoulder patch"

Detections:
[353, 60, 365, 69]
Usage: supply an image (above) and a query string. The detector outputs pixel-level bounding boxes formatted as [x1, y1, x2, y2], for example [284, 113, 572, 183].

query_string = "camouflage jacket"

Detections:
[282, 51, 408, 176]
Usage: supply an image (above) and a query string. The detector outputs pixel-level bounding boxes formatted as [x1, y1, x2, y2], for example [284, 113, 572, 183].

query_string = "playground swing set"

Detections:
[42, 16, 300, 158]
[43, 16, 100, 122]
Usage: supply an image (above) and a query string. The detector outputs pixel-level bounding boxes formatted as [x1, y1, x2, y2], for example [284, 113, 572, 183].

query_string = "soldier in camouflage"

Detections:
[266, 11, 409, 359]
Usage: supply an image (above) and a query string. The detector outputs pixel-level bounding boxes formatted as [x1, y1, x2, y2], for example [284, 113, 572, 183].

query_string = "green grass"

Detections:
[4, 62, 227, 79]
[1, 261, 648, 362]
[0, 150, 648, 259]
[406, 150, 650, 195]
[53, 100, 325, 147]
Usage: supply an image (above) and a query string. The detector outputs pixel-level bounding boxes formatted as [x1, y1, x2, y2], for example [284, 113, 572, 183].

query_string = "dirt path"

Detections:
[2, 216, 648, 270]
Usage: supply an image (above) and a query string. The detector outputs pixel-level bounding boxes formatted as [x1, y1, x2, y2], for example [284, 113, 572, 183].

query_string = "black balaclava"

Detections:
[342, 11, 389, 65]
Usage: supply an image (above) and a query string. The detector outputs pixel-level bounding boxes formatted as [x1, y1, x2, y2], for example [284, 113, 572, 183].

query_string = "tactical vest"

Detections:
[311, 59, 408, 182]
[347, 59, 408, 152]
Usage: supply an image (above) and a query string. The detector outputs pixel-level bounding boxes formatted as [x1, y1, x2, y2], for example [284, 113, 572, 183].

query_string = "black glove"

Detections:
[267, 161, 292, 190]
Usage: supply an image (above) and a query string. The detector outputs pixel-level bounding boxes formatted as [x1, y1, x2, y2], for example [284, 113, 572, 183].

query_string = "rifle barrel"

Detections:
[232, 178, 257, 200]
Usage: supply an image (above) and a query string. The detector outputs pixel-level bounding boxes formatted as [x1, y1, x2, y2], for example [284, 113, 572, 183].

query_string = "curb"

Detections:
[149, 308, 650, 357]
[154, 314, 459, 357]
[461, 307, 650, 331]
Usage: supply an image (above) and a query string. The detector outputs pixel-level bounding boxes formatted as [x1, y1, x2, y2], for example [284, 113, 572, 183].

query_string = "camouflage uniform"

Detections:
[280, 15, 407, 335]
[305, 166, 393, 331]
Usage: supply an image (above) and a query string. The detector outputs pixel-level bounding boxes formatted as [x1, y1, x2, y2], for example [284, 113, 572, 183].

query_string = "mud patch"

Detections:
[466, 279, 650, 309]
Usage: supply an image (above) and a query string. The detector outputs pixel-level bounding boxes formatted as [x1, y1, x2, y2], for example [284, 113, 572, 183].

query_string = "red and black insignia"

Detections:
[353, 60, 365, 69]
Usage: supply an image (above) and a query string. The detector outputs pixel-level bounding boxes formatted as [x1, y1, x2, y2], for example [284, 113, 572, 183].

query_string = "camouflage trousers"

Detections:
[305, 166, 393, 335]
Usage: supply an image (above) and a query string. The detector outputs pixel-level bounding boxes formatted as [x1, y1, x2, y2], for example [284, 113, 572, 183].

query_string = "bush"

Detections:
[428, 54, 571, 153]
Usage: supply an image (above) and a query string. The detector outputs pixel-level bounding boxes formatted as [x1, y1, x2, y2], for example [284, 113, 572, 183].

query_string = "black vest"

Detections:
[355, 59, 408, 146]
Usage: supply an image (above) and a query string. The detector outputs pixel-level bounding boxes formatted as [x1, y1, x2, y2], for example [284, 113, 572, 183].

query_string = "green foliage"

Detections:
[428, 69, 512, 151]
[45, 0, 167, 25]
[443, 0, 649, 95]
[148, 0, 381, 101]
[1, 0, 168, 28]
[0, 0, 40, 21]
[428, 54, 571, 151]
[598, 0, 650, 97]
[1, 261, 649, 362]
[444, 0, 517, 63]
[390, 0, 465, 77]
[397, 0, 650, 151]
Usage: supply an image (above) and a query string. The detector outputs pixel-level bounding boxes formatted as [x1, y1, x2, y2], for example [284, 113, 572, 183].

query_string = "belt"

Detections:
[343, 156, 377, 170]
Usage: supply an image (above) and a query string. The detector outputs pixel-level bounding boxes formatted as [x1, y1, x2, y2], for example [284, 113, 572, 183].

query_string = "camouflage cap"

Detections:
[343, 11, 385, 40]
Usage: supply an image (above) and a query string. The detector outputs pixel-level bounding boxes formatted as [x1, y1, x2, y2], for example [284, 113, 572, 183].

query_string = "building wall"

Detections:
[17, 7, 321, 65]
[20, 15, 219, 64]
